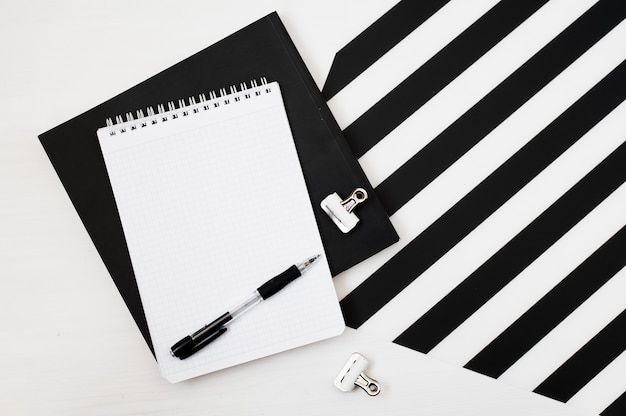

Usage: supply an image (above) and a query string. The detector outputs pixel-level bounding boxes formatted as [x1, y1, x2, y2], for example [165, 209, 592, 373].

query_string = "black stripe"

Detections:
[602, 391, 626, 416]
[321, 0, 451, 100]
[534, 309, 626, 402]
[343, 0, 550, 158]
[339, 60, 626, 329]
[465, 226, 626, 378]
[394, 142, 626, 352]
[376, 0, 626, 215]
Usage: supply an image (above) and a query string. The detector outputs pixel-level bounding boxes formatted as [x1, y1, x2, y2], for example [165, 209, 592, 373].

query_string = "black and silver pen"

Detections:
[170, 254, 321, 359]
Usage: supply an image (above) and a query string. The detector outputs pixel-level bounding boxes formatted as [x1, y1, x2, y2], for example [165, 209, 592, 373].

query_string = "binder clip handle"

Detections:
[341, 188, 368, 213]
[334, 352, 381, 396]
[354, 371, 380, 396]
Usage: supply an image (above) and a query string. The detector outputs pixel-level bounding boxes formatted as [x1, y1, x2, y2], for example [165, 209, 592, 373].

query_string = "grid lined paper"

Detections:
[98, 82, 344, 382]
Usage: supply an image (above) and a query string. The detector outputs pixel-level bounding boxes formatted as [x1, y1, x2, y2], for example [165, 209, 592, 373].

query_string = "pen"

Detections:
[170, 254, 321, 359]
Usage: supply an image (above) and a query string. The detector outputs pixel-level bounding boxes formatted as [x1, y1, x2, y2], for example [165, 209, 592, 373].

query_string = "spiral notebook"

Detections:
[38, 12, 398, 355]
[97, 80, 344, 382]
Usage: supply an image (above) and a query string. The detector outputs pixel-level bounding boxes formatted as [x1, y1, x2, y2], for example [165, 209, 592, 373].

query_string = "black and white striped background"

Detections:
[324, 1, 626, 414]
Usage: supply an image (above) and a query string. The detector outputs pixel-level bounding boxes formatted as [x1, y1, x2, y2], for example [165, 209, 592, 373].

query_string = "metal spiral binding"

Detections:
[104, 77, 271, 136]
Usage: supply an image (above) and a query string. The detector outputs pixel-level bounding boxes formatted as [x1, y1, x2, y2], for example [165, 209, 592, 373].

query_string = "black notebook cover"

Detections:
[38, 12, 398, 355]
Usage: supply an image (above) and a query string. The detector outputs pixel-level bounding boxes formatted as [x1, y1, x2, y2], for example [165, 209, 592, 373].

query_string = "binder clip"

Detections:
[321, 188, 368, 233]
[334, 352, 380, 396]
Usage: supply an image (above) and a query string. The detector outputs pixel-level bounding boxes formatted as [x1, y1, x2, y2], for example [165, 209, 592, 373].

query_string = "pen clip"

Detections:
[190, 326, 228, 357]
[170, 326, 228, 359]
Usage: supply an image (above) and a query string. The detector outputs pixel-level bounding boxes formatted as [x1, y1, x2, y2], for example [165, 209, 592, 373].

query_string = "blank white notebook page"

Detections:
[97, 82, 344, 383]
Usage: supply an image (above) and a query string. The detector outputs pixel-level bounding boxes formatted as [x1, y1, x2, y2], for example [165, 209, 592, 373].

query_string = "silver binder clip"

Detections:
[334, 353, 380, 396]
[321, 188, 368, 233]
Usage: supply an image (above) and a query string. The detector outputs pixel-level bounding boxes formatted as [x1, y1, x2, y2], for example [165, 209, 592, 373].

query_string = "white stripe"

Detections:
[498, 266, 626, 391]
[327, 0, 500, 129]
[334, 21, 626, 305]
[429, 179, 626, 366]
[567, 351, 626, 414]
[358, 0, 599, 188]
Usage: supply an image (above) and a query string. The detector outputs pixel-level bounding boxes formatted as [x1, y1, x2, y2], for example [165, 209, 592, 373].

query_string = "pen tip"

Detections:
[310, 254, 322, 265]
[298, 254, 321, 272]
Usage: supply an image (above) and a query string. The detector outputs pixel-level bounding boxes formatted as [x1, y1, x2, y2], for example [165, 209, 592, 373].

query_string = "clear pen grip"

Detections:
[230, 291, 263, 320]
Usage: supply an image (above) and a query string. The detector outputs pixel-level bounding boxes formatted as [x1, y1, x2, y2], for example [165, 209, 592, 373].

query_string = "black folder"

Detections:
[38, 12, 398, 355]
